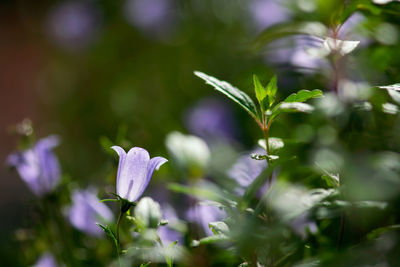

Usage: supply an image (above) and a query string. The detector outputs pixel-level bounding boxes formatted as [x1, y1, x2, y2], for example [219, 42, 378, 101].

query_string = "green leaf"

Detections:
[191, 234, 229, 247]
[209, 221, 230, 236]
[284, 89, 323, 103]
[250, 153, 279, 161]
[377, 84, 400, 104]
[266, 75, 278, 107]
[258, 138, 284, 153]
[99, 198, 119, 203]
[97, 223, 119, 249]
[378, 83, 400, 91]
[270, 102, 314, 121]
[140, 262, 151, 267]
[165, 241, 177, 267]
[253, 74, 268, 112]
[194, 71, 259, 121]
[367, 224, 400, 240]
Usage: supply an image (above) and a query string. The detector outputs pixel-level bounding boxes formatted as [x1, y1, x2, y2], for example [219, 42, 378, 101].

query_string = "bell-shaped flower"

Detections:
[7, 135, 61, 196]
[67, 189, 113, 236]
[111, 146, 167, 202]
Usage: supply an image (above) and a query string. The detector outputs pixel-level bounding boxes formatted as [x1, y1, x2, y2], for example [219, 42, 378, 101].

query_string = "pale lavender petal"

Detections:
[35, 135, 60, 150]
[249, 0, 290, 32]
[7, 151, 41, 195]
[111, 146, 127, 197]
[184, 97, 237, 142]
[228, 148, 268, 188]
[7, 136, 61, 196]
[35, 138, 61, 194]
[158, 204, 183, 245]
[290, 212, 317, 239]
[86, 190, 114, 222]
[142, 156, 168, 195]
[186, 203, 226, 236]
[68, 189, 113, 236]
[118, 147, 150, 202]
[124, 0, 176, 39]
[32, 252, 58, 267]
[158, 226, 182, 245]
[46, 1, 100, 51]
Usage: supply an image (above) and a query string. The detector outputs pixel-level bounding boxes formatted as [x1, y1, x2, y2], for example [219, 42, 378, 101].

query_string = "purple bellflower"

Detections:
[227, 148, 270, 196]
[7, 135, 61, 196]
[67, 189, 114, 237]
[186, 202, 227, 236]
[158, 204, 183, 245]
[124, 0, 176, 39]
[111, 146, 168, 203]
[32, 252, 58, 267]
[184, 97, 237, 142]
[46, 1, 100, 51]
[249, 0, 290, 32]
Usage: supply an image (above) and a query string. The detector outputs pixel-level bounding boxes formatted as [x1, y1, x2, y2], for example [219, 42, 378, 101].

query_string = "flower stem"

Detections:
[116, 210, 123, 248]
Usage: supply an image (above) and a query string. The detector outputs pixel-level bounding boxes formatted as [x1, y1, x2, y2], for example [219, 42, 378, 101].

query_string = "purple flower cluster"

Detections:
[7, 136, 61, 196]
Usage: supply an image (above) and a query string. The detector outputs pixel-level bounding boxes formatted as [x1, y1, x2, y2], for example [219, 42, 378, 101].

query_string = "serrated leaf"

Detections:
[284, 89, 323, 103]
[194, 71, 259, 121]
[253, 74, 268, 112]
[266, 75, 278, 107]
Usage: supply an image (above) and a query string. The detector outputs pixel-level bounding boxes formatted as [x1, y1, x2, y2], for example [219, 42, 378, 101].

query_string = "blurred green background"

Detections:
[1, 0, 400, 265]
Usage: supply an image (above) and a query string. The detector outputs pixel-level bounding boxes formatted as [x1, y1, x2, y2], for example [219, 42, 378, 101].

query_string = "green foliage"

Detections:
[283, 89, 323, 103]
[253, 74, 277, 113]
[194, 71, 259, 122]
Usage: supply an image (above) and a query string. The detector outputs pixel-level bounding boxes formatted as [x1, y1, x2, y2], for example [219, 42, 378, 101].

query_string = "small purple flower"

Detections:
[124, 0, 176, 38]
[46, 1, 99, 51]
[186, 202, 226, 236]
[67, 189, 113, 236]
[32, 252, 58, 267]
[111, 146, 167, 202]
[290, 212, 317, 239]
[227, 148, 269, 195]
[158, 204, 183, 245]
[7, 135, 61, 196]
[184, 97, 237, 142]
[249, 0, 290, 32]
